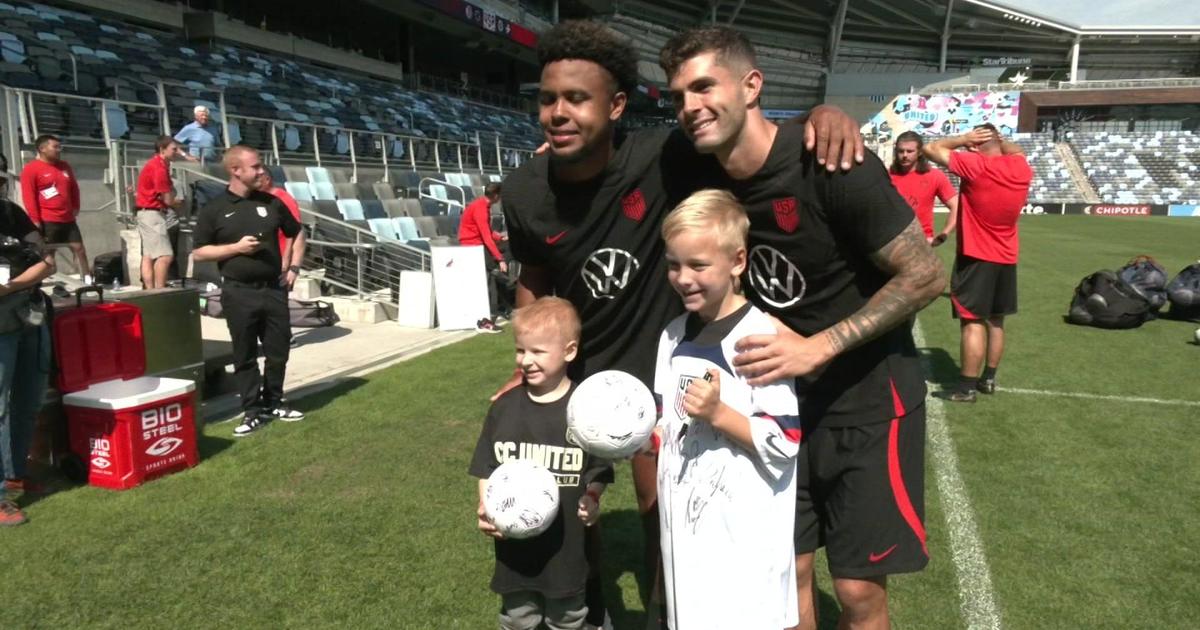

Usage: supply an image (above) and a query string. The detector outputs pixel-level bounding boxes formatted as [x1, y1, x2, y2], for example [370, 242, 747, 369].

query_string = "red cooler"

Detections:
[63, 378, 199, 490]
[53, 287, 200, 490]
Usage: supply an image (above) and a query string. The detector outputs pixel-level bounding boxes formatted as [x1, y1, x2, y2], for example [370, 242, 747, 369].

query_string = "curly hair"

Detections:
[659, 26, 757, 81]
[537, 20, 639, 95]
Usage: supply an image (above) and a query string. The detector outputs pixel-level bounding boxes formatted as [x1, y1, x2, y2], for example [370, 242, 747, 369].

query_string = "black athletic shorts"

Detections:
[43, 220, 82, 244]
[794, 402, 928, 579]
[951, 254, 1017, 320]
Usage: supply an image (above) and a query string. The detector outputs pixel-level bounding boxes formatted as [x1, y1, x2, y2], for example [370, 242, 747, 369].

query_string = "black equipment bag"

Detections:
[1165, 262, 1200, 321]
[1116, 255, 1168, 312]
[92, 251, 124, 286]
[1067, 270, 1153, 329]
[198, 289, 339, 328]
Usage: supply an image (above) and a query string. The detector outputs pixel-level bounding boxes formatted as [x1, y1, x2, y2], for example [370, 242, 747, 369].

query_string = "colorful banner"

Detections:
[862, 91, 1020, 145]
[1168, 204, 1200, 217]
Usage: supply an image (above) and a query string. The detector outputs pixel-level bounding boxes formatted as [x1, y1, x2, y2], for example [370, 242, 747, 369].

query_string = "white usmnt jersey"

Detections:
[653, 304, 800, 630]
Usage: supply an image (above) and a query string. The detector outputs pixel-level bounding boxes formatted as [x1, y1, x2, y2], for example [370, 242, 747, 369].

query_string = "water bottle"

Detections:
[111, 277, 121, 292]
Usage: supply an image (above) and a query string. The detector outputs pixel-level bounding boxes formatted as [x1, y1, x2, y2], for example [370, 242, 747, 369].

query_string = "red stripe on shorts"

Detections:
[950, 294, 980, 320]
[888, 380, 928, 556]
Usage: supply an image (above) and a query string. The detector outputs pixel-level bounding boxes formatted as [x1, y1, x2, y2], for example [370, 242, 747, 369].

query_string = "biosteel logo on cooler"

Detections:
[1086, 205, 1151, 216]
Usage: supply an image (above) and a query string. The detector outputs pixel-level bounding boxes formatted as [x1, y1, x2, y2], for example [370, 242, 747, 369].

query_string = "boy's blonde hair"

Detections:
[511, 296, 582, 344]
[661, 189, 749, 254]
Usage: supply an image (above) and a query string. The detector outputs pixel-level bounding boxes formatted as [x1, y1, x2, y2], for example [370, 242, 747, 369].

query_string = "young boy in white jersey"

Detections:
[651, 189, 802, 629]
[469, 297, 614, 630]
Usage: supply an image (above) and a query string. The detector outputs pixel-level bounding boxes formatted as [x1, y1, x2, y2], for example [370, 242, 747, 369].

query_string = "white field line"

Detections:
[913, 321, 1003, 630]
[996, 387, 1200, 408]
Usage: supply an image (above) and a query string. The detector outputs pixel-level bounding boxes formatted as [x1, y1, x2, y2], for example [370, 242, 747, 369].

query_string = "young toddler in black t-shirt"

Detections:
[469, 297, 612, 630]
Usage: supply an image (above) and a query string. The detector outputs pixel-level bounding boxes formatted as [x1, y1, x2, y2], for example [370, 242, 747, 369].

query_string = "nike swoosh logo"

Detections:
[868, 544, 898, 563]
[545, 230, 567, 245]
[224, 212, 236, 218]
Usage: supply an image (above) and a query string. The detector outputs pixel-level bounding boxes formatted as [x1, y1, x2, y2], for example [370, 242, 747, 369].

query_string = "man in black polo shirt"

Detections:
[661, 28, 946, 630]
[193, 145, 307, 436]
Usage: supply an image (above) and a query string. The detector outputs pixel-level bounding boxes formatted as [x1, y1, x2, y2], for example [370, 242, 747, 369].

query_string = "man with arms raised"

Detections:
[499, 20, 863, 629]
[923, 124, 1031, 402]
[660, 27, 945, 630]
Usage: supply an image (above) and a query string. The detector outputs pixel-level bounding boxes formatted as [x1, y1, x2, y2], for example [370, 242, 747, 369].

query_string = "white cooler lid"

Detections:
[63, 376, 196, 410]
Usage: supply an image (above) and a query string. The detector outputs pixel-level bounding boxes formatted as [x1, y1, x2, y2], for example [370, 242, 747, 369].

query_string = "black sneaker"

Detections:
[977, 378, 996, 395]
[233, 413, 268, 437]
[269, 406, 305, 422]
[52, 284, 71, 299]
[475, 318, 503, 334]
[944, 389, 977, 403]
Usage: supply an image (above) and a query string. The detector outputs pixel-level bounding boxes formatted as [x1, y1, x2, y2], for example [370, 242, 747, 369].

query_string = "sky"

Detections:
[991, 0, 1200, 28]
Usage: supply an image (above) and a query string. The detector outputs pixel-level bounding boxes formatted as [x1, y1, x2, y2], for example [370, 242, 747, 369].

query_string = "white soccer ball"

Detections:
[567, 370, 657, 459]
[484, 459, 560, 539]
[1194, 328, 1200, 344]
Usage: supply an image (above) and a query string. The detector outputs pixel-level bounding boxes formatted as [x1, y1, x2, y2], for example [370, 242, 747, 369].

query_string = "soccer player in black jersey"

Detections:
[497, 20, 866, 629]
[661, 28, 946, 630]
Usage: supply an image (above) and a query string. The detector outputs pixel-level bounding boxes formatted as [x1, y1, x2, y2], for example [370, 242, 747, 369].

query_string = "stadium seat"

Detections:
[367, 217, 399, 240]
[354, 183, 378, 201]
[373, 182, 396, 200]
[381, 199, 407, 218]
[333, 183, 358, 199]
[313, 200, 341, 220]
[326, 168, 351, 184]
[306, 166, 331, 184]
[336, 199, 365, 221]
[311, 181, 336, 201]
[362, 200, 387, 220]
[419, 198, 444, 216]
[285, 181, 312, 202]
[412, 217, 440, 239]
[434, 215, 458, 239]
[282, 165, 309, 182]
[394, 216, 420, 241]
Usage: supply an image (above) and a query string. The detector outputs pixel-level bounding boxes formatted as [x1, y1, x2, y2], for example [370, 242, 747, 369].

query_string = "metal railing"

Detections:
[407, 72, 534, 114]
[300, 206, 432, 301]
[2, 86, 165, 152]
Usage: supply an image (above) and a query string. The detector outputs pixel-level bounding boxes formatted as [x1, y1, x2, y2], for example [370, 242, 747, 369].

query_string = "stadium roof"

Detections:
[970, 0, 1200, 33]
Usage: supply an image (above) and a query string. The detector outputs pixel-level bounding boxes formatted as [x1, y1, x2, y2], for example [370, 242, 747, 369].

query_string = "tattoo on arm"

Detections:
[823, 219, 946, 355]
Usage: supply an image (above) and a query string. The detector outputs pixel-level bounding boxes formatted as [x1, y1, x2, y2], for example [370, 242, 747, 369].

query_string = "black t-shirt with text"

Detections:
[193, 189, 301, 283]
[502, 128, 722, 387]
[721, 123, 925, 426]
[468, 384, 614, 597]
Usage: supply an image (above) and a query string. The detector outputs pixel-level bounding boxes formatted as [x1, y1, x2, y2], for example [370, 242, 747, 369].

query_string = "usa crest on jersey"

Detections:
[674, 374, 697, 419]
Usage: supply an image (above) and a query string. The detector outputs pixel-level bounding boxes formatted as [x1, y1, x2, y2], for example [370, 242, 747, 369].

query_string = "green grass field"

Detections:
[4, 215, 1199, 629]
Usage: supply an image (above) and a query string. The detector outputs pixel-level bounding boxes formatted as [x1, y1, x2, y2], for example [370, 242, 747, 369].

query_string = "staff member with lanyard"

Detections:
[192, 145, 306, 437]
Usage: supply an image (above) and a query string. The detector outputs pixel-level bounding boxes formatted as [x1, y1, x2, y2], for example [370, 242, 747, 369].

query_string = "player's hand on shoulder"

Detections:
[477, 501, 504, 539]
[490, 368, 523, 402]
[683, 369, 722, 422]
[733, 315, 834, 385]
[803, 104, 865, 172]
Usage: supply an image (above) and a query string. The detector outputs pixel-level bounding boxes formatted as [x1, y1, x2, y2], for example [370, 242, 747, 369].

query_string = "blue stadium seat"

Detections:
[284, 182, 312, 202]
[419, 198, 444, 216]
[336, 199, 365, 221]
[367, 218, 398, 240]
[311, 182, 336, 201]
[305, 166, 330, 184]
[362, 200, 386, 220]
[394, 216, 420, 241]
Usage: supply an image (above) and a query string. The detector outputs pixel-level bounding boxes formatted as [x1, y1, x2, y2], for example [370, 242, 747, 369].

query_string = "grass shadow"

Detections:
[816, 588, 842, 630]
[918, 345, 959, 389]
[288, 377, 370, 415]
[596, 507, 652, 629]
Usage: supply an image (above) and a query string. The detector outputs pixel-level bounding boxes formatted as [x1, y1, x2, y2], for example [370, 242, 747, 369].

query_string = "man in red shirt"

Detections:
[135, 136, 185, 288]
[889, 131, 958, 245]
[924, 124, 1032, 402]
[263, 171, 301, 267]
[20, 134, 90, 283]
[457, 183, 510, 330]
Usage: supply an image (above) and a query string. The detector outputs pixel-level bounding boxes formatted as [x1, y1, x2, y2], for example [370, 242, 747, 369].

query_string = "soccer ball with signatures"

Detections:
[567, 370, 657, 459]
[484, 459, 560, 539]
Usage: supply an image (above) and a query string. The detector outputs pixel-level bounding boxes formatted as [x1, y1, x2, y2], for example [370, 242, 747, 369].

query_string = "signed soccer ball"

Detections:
[484, 459, 560, 539]
[567, 370, 657, 459]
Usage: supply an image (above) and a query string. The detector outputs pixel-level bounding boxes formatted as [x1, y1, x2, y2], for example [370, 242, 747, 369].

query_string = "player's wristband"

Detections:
[585, 488, 601, 505]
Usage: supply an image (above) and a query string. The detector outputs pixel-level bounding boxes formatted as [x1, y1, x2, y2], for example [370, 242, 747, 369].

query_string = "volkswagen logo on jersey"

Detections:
[748, 245, 806, 308]
[581, 248, 640, 300]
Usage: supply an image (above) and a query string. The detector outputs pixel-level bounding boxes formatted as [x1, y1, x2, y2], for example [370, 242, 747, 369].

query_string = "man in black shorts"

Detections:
[497, 20, 864, 629]
[660, 27, 946, 630]
[923, 125, 1031, 402]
